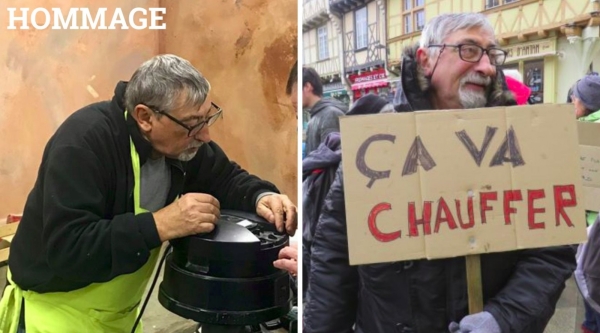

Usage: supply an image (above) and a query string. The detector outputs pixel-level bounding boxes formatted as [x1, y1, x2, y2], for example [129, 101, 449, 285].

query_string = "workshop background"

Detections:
[0, 0, 299, 221]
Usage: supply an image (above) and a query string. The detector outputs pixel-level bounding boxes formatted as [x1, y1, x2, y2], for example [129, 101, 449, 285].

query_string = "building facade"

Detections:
[329, 0, 389, 103]
[303, 0, 350, 105]
[387, 0, 600, 104]
[386, 0, 426, 100]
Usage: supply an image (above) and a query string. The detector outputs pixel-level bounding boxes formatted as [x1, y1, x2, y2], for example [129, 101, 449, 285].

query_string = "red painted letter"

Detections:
[527, 189, 546, 230]
[503, 190, 523, 225]
[408, 201, 432, 237]
[554, 184, 576, 227]
[434, 197, 457, 233]
[455, 197, 475, 229]
[368, 202, 400, 242]
[480, 192, 498, 224]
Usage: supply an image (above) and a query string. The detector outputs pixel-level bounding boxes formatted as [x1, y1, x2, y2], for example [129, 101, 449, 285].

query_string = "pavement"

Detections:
[545, 275, 585, 333]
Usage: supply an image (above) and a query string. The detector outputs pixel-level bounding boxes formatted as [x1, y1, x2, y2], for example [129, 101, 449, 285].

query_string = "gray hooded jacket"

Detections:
[305, 98, 347, 156]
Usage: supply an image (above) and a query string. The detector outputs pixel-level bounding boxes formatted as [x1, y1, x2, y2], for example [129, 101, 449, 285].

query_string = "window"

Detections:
[403, 15, 412, 35]
[485, 0, 519, 9]
[415, 10, 425, 31]
[317, 26, 329, 60]
[524, 60, 544, 104]
[355, 7, 368, 49]
[402, 0, 425, 34]
[486, 0, 499, 8]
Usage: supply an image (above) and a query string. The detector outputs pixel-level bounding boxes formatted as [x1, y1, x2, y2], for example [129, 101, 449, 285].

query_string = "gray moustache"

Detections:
[461, 76, 491, 88]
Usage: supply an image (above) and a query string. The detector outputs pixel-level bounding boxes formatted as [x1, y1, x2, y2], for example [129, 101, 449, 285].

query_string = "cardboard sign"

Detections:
[340, 104, 587, 265]
[578, 121, 600, 212]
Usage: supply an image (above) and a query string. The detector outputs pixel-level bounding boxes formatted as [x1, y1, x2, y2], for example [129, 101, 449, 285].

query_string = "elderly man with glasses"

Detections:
[304, 13, 575, 333]
[0, 54, 297, 333]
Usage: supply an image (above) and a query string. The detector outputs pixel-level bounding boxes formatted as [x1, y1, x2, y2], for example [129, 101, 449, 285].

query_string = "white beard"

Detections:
[458, 73, 492, 109]
[459, 88, 488, 109]
[177, 142, 204, 161]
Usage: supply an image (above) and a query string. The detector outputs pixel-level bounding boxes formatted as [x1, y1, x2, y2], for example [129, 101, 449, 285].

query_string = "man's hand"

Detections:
[448, 311, 500, 333]
[273, 243, 298, 276]
[153, 193, 220, 241]
[256, 194, 297, 235]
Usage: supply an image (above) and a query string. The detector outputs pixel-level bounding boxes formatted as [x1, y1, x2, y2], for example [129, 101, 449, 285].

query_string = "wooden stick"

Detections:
[466, 254, 483, 314]
[0, 222, 19, 264]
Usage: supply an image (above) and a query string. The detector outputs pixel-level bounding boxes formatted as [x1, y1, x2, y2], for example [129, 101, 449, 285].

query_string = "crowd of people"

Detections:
[301, 12, 600, 333]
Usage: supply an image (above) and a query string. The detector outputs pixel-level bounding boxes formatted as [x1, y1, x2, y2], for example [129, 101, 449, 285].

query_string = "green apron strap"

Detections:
[0, 110, 160, 333]
[126, 110, 143, 215]
[0, 270, 23, 333]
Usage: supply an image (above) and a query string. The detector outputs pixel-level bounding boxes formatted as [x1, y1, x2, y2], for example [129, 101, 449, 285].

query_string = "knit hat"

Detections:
[572, 75, 600, 112]
[347, 93, 389, 116]
[503, 69, 523, 83]
[505, 76, 531, 105]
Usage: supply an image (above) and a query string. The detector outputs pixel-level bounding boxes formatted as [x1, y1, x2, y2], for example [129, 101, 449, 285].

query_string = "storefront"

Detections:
[387, 77, 401, 104]
[501, 37, 558, 104]
[558, 26, 600, 103]
[349, 67, 391, 102]
[323, 82, 351, 106]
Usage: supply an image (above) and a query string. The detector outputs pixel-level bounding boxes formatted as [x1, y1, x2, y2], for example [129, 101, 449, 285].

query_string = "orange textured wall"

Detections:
[0, 0, 298, 218]
[160, 0, 299, 204]
[0, 0, 155, 218]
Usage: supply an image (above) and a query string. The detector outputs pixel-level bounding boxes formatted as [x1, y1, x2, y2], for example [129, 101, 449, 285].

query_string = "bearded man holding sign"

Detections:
[303, 13, 580, 333]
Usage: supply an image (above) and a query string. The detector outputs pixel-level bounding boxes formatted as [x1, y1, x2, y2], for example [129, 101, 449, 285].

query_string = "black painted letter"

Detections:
[490, 126, 525, 167]
[356, 134, 396, 188]
[402, 136, 437, 176]
[456, 126, 498, 166]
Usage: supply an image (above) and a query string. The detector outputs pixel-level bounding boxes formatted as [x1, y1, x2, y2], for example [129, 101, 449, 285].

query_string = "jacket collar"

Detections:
[396, 44, 516, 112]
[580, 109, 600, 122]
[308, 98, 325, 116]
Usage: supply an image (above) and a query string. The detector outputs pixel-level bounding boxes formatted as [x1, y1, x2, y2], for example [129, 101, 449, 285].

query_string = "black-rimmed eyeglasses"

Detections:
[143, 103, 223, 137]
[428, 44, 508, 66]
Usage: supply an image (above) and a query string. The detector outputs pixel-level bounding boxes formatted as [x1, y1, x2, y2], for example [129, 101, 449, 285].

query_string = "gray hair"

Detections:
[124, 54, 211, 115]
[419, 13, 495, 55]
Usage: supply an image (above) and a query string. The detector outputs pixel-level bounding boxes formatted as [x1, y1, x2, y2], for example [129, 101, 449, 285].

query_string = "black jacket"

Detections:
[10, 81, 279, 293]
[303, 45, 576, 333]
[305, 98, 347, 156]
[302, 132, 342, 297]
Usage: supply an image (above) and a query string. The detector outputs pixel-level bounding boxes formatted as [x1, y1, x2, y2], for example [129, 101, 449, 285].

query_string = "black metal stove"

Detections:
[158, 210, 291, 332]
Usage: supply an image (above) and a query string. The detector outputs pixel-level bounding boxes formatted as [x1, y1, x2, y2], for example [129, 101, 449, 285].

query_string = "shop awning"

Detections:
[324, 88, 346, 94]
[351, 79, 389, 90]
[504, 51, 559, 64]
